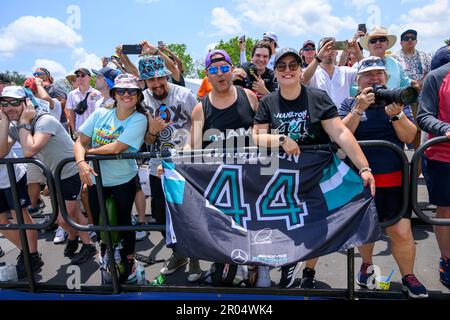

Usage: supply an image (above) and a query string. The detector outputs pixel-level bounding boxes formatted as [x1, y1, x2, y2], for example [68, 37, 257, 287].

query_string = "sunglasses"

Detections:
[369, 37, 388, 44]
[208, 65, 231, 75]
[359, 58, 385, 72]
[33, 72, 46, 77]
[402, 36, 416, 42]
[275, 61, 301, 72]
[76, 74, 87, 78]
[0, 98, 25, 107]
[303, 47, 316, 51]
[116, 88, 140, 96]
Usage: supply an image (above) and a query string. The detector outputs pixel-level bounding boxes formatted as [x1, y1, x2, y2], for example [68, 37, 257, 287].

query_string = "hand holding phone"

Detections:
[239, 35, 246, 43]
[333, 41, 348, 51]
[122, 44, 143, 55]
[358, 23, 367, 35]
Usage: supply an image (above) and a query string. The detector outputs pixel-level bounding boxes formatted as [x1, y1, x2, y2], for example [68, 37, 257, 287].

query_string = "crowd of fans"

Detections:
[0, 25, 449, 299]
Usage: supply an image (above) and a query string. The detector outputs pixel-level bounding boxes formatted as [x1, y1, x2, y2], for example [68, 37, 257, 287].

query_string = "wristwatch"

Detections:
[18, 123, 32, 131]
[314, 55, 322, 63]
[279, 135, 287, 145]
[390, 111, 404, 122]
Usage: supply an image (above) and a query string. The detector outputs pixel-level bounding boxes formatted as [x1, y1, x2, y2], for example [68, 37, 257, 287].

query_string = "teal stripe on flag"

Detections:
[162, 161, 185, 205]
[320, 155, 364, 211]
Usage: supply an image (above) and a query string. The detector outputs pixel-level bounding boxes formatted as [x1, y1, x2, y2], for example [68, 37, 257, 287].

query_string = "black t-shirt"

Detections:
[233, 63, 277, 93]
[254, 85, 338, 145]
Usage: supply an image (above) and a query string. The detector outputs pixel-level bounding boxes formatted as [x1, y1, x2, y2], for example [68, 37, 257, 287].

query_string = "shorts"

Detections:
[0, 176, 31, 213]
[26, 163, 47, 185]
[135, 174, 142, 192]
[422, 157, 450, 206]
[61, 174, 82, 201]
[374, 186, 412, 223]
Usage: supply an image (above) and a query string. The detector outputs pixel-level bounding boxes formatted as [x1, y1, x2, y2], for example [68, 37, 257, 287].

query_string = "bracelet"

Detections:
[351, 108, 364, 116]
[76, 159, 86, 165]
[358, 167, 372, 175]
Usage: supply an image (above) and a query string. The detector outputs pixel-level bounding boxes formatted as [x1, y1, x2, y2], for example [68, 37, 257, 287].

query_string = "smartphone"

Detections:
[122, 44, 142, 55]
[358, 23, 367, 35]
[239, 35, 246, 43]
[158, 41, 165, 47]
[333, 41, 348, 51]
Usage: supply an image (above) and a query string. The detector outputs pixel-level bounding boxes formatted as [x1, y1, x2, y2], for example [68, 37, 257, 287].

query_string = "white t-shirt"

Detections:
[65, 87, 102, 131]
[49, 98, 62, 121]
[309, 66, 357, 107]
[0, 149, 26, 189]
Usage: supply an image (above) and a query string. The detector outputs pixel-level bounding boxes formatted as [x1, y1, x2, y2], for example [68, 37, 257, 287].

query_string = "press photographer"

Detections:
[233, 41, 277, 99]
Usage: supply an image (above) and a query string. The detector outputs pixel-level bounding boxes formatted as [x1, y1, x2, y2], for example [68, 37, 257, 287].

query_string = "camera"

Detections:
[369, 85, 418, 109]
[233, 62, 258, 89]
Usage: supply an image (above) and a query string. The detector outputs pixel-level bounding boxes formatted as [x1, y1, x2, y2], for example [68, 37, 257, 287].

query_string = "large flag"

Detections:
[162, 150, 381, 267]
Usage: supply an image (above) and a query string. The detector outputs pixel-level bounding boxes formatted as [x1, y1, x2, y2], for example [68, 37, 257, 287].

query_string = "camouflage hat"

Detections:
[111, 73, 141, 90]
[138, 54, 172, 80]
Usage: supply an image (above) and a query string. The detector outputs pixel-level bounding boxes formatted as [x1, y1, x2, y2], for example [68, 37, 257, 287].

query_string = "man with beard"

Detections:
[138, 45, 201, 282]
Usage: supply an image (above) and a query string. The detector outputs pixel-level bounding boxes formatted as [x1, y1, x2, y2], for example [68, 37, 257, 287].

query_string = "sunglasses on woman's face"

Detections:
[76, 74, 86, 78]
[369, 37, 388, 45]
[276, 61, 301, 72]
[0, 98, 24, 107]
[116, 88, 139, 96]
[208, 65, 231, 75]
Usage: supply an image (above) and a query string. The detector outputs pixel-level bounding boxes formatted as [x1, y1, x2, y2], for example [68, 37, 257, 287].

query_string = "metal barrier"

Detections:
[49, 141, 411, 300]
[0, 158, 58, 292]
[410, 136, 450, 226]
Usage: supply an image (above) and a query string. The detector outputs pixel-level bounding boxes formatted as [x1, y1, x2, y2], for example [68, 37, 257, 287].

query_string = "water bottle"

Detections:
[135, 261, 146, 285]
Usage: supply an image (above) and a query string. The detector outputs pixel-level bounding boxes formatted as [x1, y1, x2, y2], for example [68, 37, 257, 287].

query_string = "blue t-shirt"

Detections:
[339, 97, 414, 174]
[79, 107, 147, 187]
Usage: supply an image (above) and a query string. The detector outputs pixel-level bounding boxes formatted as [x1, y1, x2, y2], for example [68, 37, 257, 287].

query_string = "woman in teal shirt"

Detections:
[74, 73, 147, 283]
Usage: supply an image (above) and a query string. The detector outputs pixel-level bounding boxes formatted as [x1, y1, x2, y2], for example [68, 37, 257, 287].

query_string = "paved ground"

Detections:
[1, 151, 449, 299]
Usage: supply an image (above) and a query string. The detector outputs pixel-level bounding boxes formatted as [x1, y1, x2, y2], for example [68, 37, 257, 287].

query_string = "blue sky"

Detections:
[0, 0, 449, 79]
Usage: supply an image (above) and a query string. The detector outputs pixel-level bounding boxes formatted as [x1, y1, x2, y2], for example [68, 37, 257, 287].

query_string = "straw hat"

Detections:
[360, 26, 397, 51]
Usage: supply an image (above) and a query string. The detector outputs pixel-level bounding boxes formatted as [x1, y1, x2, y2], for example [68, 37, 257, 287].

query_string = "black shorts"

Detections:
[422, 157, 450, 206]
[374, 186, 412, 223]
[0, 176, 30, 213]
[135, 174, 142, 192]
[62, 174, 82, 201]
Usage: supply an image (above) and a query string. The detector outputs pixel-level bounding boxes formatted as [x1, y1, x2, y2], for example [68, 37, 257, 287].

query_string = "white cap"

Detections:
[1, 86, 26, 99]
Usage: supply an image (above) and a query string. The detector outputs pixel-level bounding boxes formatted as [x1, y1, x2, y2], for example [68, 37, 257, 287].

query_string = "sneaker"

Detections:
[279, 262, 301, 288]
[64, 238, 79, 257]
[16, 251, 44, 279]
[439, 258, 450, 286]
[0, 246, 4, 258]
[120, 258, 137, 283]
[356, 263, 374, 288]
[255, 266, 271, 288]
[28, 206, 42, 217]
[53, 226, 67, 244]
[37, 198, 46, 210]
[160, 252, 188, 275]
[71, 244, 97, 265]
[187, 259, 202, 282]
[300, 267, 316, 289]
[402, 274, 428, 298]
[89, 231, 98, 243]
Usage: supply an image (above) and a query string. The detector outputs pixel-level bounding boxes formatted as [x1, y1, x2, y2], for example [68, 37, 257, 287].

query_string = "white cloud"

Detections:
[0, 16, 82, 57]
[236, 0, 356, 38]
[210, 7, 242, 36]
[389, 0, 450, 54]
[206, 43, 218, 52]
[31, 59, 68, 79]
[71, 48, 102, 73]
[349, 0, 375, 10]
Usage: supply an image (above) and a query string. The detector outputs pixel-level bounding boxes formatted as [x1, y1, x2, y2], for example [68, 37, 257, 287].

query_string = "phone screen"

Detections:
[358, 24, 367, 34]
[122, 44, 142, 55]
[333, 41, 348, 51]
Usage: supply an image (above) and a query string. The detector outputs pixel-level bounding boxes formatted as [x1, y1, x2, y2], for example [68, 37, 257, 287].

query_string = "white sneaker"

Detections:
[135, 230, 147, 241]
[255, 266, 271, 288]
[53, 226, 67, 244]
[187, 259, 202, 282]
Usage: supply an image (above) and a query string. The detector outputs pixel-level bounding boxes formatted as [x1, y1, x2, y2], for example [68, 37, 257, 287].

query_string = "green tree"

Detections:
[166, 43, 195, 78]
[3, 70, 27, 86]
[214, 36, 258, 66]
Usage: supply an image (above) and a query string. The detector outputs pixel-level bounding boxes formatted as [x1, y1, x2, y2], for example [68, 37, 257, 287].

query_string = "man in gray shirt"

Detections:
[1, 86, 96, 265]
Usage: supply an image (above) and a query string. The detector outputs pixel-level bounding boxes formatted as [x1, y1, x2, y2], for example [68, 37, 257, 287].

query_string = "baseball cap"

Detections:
[302, 40, 316, 49]
[318, 37, 335, 51]
[74, 68, 92, 76]
[0, 86, 26, 99]
[263, 31, 279, 47]
[204, 50, 233, 69]
[92, 67, 122, 89]
[273, 47, 303, 66]
[401, 29, 417, 40]
[430, 45, 450, 70]
[33, 67, 51, 78]
[357, 56, 386, 74]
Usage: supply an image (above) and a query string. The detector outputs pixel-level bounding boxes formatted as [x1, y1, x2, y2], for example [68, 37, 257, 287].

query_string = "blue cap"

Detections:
[431, 45, 450, 70]
[92, 67, 121, 89]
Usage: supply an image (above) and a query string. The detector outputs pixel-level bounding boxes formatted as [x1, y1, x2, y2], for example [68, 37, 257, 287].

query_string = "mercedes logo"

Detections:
[231, 249, 248, 264]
